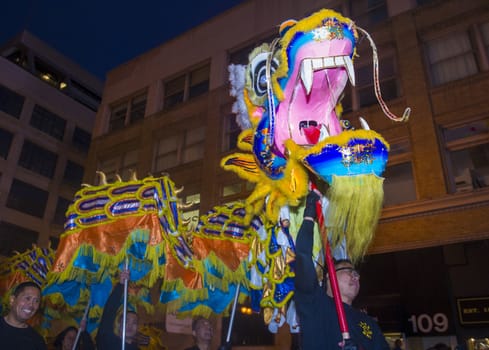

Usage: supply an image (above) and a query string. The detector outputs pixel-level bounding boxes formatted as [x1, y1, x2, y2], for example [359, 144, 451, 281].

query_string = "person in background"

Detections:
[53, 318, 94, 350]
[393, 339, 403, 350]
[0, 281, 47, 349]
[294, 190, 390, 350]
[185, 316, 214, 350]
[96, 268, 139, 350]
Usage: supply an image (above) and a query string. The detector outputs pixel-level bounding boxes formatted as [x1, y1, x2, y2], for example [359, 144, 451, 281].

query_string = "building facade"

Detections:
[86, 0, 489, 349]
[0, 31, 103, 255]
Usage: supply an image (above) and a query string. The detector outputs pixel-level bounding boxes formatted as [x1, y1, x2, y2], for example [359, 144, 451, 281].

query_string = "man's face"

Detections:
[62, 329, 77, 350]
[329, 262, 360, 305]
[119, 312, 139, 340]
[9, 286, 41, 323]
[193, 319, 213, 343]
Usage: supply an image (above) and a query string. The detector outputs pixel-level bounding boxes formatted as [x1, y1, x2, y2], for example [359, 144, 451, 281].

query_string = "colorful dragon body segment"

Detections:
[42, 8, 408, 333]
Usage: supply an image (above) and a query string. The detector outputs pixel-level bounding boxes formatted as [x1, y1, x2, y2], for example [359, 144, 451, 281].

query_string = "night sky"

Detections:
[1, 0, 247, 80]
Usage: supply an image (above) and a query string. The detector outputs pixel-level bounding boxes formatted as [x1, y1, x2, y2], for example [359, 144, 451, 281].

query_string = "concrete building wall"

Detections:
[0, 32, 102, 252]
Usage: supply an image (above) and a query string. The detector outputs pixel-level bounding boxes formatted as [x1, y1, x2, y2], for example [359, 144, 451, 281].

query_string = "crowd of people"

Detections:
[0, 191, 448, 350]
[0, 268, 218, 350]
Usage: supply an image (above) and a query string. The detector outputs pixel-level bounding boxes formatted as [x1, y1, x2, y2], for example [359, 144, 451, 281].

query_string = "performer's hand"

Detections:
[339, 338, 358, 350]
[79, 318, 87, 331]
[303, 190, 320, 220]
[119, 269, 130, 284]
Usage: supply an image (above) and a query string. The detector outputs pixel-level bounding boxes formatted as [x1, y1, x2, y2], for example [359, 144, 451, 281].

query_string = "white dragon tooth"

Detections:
[322, 57, 334, 68]
[300, 59, 314, 95]
[312, 58, 323, 69]
[319, 124, 330, 142]
[359, 117, 370, 130]
[344, 56, 355, 86]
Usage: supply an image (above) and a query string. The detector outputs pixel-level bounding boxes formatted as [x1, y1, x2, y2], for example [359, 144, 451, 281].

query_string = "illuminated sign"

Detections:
[457, 297, 489, 325]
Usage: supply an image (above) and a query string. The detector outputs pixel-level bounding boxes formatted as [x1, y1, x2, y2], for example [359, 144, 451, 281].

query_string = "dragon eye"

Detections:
[249, 52, 278, 98]
[258, 74, 268, 89]
[341, 119, 353, 130]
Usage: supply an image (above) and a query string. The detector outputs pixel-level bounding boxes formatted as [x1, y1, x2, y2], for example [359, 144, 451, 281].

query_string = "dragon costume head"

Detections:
[224, 9, 409, 261]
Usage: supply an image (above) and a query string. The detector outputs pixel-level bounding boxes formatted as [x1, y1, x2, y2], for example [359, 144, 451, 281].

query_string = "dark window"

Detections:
[189, 65, 210, 99]
[72, 127, 91, 153]
[0, 128, 14, 159]
[229, 42, 257, 65]
[163, 64, 210, 110]
[109, 103, 127, 131]
[63, 160, 84, 186]
[54, 197, 71, 226]
[350, 0, 388, 29]
[71, 80, 102, 102]
[7, 179, 48, 218]
[0, 221, 38, 256]
[5, 47, 28, 69]
[222, 114, 240, 152]
[441, 119, 489, 193]
[30, 105, 66, 140]
[130, 94, 146, 122]
[357, 56, 398, 108]
[383, 162, 417, 206]
[18, 140, 58, 178]
[34, 57, 65, 89]
[228, 34, 277, 65]
[0, 84, 25, 118]
[164, 75, 186, 109]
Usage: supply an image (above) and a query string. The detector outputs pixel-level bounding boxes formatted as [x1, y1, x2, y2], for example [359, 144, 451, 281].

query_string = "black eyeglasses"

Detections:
[335, 267, 360, 278]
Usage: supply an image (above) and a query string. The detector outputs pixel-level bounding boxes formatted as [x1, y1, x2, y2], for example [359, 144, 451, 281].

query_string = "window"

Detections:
[181, 192, 201, 225]
[383, 162, 417, 206]
[342, 54, 399, 111]
[425, 22, 489, 87]
[222, 113, 240, 152]
[63, 160, 85, 186]
[163, 64, 210, 109]
[189, 65, 210, 99]
[426, 31, 477, 87]
[109, 93, 147, 131]
[54, 197, 72, 226]
[34, 57, 67, 90]
[349, 0, 388, 29]
[0, 221, 38, 256]
[130, 94, 147, 122]
[154, 126, 206, 172]
[481, 22, 489, 62]
[7, 179, 48, 218]
[5, 46, 28, 69]
[183, 126, 205, 163]
[72, 127, 91, 153]
[0, 84, 25, 118]
[441, 118, 489, 193]
[0, 128, 13, 159]
[70, 79, 101, 112]
[98, 149, 138, 183]
[18, 140, 58, 178]
[382, 139, 416, 207]
[228, 33, 277, 65]
[164, 75, 185, 109]
[220, 181, 254, 203]
[30, 105, 66, 141]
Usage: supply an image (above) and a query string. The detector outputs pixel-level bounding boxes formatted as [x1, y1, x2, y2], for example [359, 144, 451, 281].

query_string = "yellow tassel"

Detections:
[327, 174, 384, 262]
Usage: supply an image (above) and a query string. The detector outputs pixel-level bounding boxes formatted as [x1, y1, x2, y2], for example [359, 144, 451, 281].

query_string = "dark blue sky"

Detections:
[1, 0, 246, 79]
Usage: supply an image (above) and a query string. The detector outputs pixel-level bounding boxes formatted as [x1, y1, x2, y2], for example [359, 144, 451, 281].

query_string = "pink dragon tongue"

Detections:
[303, 126, 321, 144]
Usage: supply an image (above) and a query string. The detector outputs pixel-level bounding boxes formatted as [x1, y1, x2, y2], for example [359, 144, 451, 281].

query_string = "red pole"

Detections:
[311, 184, 350, 341]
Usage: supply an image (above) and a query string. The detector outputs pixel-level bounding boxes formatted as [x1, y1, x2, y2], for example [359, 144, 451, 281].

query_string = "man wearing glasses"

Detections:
[294, 191, 389, 350]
